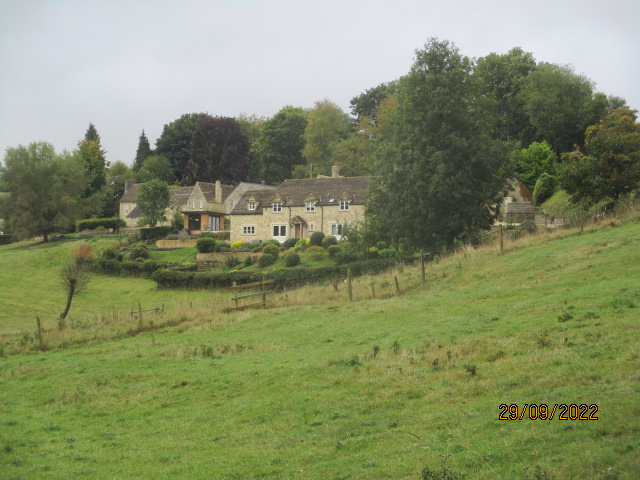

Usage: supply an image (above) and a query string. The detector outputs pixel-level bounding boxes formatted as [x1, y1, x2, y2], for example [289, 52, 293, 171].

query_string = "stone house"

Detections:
[230, 165, 370, 243]
[498, 179, 535, 223]
[119, 180, 192, 228]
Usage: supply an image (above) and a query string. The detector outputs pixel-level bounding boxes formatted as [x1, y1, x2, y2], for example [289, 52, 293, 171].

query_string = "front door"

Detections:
[294, 223, 302, 239]
[188, 214, 201, 231]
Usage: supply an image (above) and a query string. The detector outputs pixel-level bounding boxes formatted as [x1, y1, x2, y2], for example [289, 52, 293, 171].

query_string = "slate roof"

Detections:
[231, 176, 371, 215]
[120, 182, 139, 202]
[197, 182, 235, 203]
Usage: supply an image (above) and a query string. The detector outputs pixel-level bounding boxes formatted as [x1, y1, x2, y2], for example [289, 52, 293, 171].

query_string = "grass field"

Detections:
[0, 219, 639, 479]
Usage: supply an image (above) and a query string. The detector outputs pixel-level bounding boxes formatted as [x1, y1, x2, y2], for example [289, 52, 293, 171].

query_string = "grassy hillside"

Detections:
[1, 221, 639, 479]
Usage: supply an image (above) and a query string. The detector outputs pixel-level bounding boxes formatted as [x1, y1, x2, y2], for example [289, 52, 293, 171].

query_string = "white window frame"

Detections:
[248, 201, 256, 211]
[331, 223, 344, 237]
[309, 223, 315, 232]
[272, 224, 287, 239]
[124, 205, 129, 214]
[339, 200, 350, 211]
[272, 202, 283, 213]
[243, 225, 256, 236]
[305, 201, 315, 212]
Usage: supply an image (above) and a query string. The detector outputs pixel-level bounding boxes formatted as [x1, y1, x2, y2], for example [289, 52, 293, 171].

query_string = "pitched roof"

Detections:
[196, 182, 235, 203]
[231, 176, 371, 214]
[171, 186, 193, 206]
[120, 182, 139, 202]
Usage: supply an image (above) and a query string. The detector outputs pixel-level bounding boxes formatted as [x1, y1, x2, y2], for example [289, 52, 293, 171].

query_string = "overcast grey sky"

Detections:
[1, 0, 638, 165]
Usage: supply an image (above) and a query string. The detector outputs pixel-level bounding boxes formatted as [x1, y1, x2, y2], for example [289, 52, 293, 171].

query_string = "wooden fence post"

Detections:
[421, 249, 426, 283]
[347, 268, 353, 301]
[138, 301, 142, 328]
[394, 276, 400, 295]
[262, 275, 266, 307]
[370, 281, 375, 299]
[233, 281, 238, 309]
[500, 225, 504, 254]
[36, 316, 43, 350]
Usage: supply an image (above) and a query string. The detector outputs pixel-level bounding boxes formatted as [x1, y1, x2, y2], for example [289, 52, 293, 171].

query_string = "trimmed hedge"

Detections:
[196, 237, 216, 253]
[152, 258, 401, 290]
[93, 257, 197, 277]
[140, 226, 172, 241]
[77, 217, 126, 231]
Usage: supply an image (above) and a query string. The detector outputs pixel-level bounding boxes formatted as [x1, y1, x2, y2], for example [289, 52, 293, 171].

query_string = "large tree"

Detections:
[155, 113, 209, 182]
[302, 99, 352, 177]
[510, 140, 557, 191]
[136, 179, 171, 227]
[2, 142, 88, 241]
[560, 108, 640, 205]
[136, 154, 174, 184]
[132, 130, 152, 172]
[256, 106, 308, 184]
[185, 116, 250, 184]
[368, 38, 509, 250]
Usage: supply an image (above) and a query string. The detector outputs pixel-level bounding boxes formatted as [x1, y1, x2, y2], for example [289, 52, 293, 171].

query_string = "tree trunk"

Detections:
[60, 280, 76, 322]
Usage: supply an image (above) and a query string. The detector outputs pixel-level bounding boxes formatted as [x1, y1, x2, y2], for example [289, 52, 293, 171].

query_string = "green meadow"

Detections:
[0, 219, 639, 479]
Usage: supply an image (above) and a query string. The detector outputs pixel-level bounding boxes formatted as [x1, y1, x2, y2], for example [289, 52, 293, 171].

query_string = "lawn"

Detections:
[0, 220, 639, 479]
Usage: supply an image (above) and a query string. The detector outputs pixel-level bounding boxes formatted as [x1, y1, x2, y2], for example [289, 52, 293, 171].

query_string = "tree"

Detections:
[521, 63, 600, 154]
[350, 82, 395, 124]
[76, 139, 107, 197]
[2, 142, 88, 241]
[474, 48, 537, 144]
[256, 106, 308, 184]
[59, 263, 90, 322]
[237, 113, 265, 183]
[510, 140, 557, 191]
[136, 178, 171, 227]
[155, 113, 209, 182]
[368, 38, 509, 250]
[102, 162, 135, 218]
[560, 108, 640, 205]
[84, 122, 100, 143]
[136, 154, 174, 183]
[184, 116, 250, 184]
[133, 130, 152, 172]
[302, 99, 352, 176]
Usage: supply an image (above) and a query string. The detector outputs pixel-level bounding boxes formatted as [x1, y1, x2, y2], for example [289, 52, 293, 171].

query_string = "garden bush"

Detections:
[284, 251, 301, 267]
[367, 247, 379, 259]
[77, 217, 126, 232]
[335, 246, 359, 265]
[196, 237, 216, 253]
[295, 238, 310, 251]
[283, 238, 298, 249]
[140, 226, 171, 241]
[243, 255, 255, 267]
[262, 244, 280, 257]
[0, 234, 14, 245]
[309, 231, 325, 247]
[260, 239, 280, 248]
[165, 234, 180, 240]
[328, 245, 340, 258]
[258, 253, 277, 268]
[322, 235, 338, 248]
[224, 256, 241, 269]
[129, 243, 150, 260]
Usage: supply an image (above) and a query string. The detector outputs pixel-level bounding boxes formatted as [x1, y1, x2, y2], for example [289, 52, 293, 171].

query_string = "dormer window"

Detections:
[305, 201, 316, 212]
[340, 200, 350, 211]
[248, 201, 256, 211]
[272, 202, 283, 213]
[199, 200, 203, 209]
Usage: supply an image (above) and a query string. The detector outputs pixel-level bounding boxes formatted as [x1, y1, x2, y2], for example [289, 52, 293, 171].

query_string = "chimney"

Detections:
[332, 164, 340, 178]
[215, 180, 222, 203]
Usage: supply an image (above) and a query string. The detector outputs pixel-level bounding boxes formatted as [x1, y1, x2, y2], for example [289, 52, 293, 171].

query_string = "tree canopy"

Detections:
[136, 179, 171, 228]
[133, 130, 152, 172]
[155, 113, 209, 182]
[2, 142, 88, 241]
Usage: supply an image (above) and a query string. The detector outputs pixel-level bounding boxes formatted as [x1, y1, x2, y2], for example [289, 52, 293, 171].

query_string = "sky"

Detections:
[1, 0, 639, 165]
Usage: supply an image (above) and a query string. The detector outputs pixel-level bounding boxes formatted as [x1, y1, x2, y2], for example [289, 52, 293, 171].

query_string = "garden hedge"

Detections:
[77, 217, 126, 231]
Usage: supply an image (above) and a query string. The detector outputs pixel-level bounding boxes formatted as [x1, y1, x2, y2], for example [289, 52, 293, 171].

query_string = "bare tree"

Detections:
[59, 264, 90, 323]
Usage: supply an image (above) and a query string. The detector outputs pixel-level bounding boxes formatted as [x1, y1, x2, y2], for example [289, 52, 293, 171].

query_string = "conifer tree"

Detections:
[133, 130, 152, 172]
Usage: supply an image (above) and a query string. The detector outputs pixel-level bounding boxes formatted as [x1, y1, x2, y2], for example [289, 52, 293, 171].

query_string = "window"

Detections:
[124, 205, 129, 214]
[209, 216, 220, 231]
[272, 202, 282, 213]
[309, 223, 315, 232]
[340, 200, 350, 211]
[248, 201, 256, 211]
[243, 225, 256, 235]
[331, 223, 344, 236]
[305, 201, 315, 212]
[199, 200, 203, 209]
[273, 225, 287, 237]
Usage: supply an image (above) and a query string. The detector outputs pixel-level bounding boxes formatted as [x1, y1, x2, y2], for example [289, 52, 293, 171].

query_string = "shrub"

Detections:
[101, 247, 123, 262]
[307, 245, 325, 260]
[378, 248, 397, 259]
[262, 244, 280, 257]
[285, 251, 301, 267]
[230, 240, 247, 250]
[0, 234, 14, 245]
[328, 245, 341, 258]
[310, 231, 325, 247]
[335, 246, 359, 265]
[76, 217, 126, 232]
[295, 238, 310, 251]
[260, 239, 280, 248]
[533, 173, 558, 206]
[376, 241, 388, 251]
[519, 219, 537, 235]
[165, 234, 179, 240]
[140, 226, 171, 241]
[243, 255, 255, 267]
[322, 235, 338, 248]
[129, 243, 150, 260]
[367, 247, 379, 259]
[258, 253, 277, 268]
[283, 238, 298, 249]
[224, 256, 241, 269]
[196, 237, 216, 253]
[72, 245, 94, 264]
